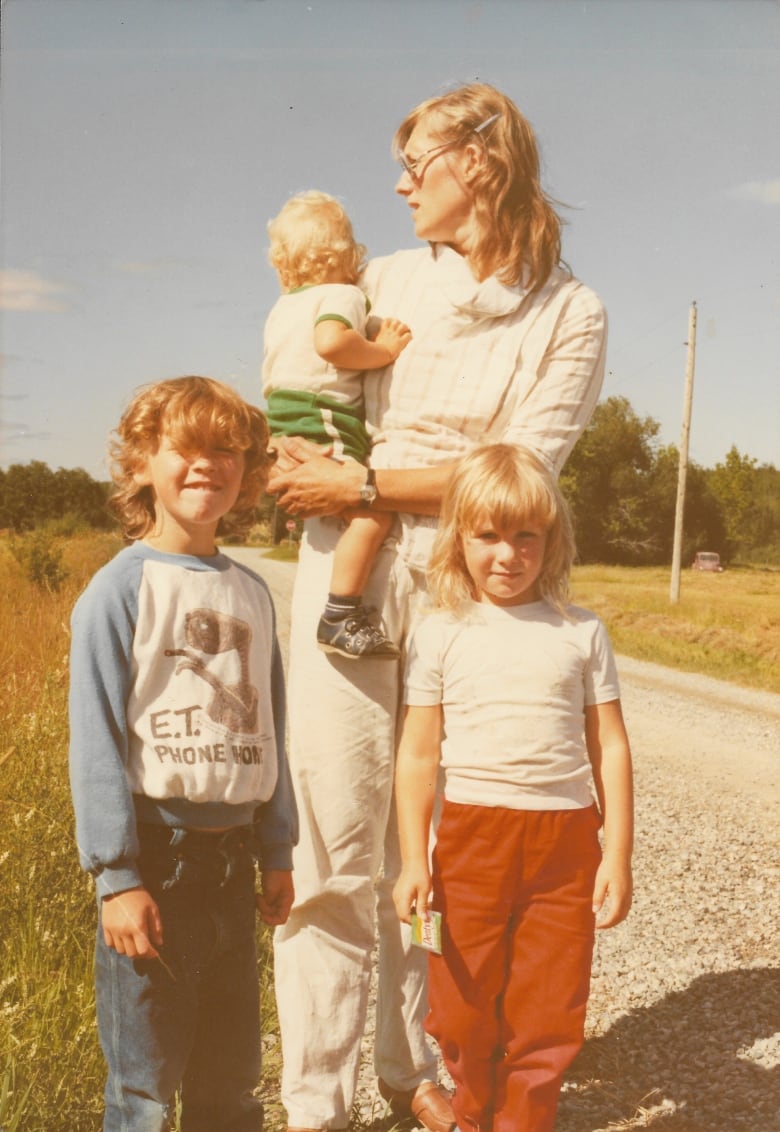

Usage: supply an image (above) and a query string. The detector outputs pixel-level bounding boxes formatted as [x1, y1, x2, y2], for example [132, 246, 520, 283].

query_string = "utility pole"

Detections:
[670, 301, 698, 603]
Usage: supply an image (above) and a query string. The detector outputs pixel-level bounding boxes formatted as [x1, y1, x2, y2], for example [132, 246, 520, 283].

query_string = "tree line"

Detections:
[0, 462, 113, 533]
[560, 397, 779, 566]
[1, 396, 778, 566]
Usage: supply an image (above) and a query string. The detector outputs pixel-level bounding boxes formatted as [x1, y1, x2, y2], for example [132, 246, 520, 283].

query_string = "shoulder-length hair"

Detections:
[428, 444, 575, 615]
[108, 375, 272, 541]
[268, 190, 367, 290]
[393, 83, 564, 292]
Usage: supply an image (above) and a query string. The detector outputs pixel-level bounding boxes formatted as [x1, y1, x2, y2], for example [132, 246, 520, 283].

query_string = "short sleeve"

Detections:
[314, 284, 370, 335]
[404, 614, 445, 707]
[582, 615, 621, 706]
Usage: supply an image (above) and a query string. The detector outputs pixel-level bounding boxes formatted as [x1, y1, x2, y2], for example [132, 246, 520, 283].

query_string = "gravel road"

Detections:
[228, 550, 780, 1132]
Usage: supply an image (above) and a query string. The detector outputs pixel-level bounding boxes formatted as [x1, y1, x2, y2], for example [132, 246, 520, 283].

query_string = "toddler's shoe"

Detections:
[316, 606, 400, 660]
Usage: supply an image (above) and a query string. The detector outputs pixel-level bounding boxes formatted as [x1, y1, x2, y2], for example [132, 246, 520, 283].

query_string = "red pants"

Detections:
[426, 802, 602, 1132]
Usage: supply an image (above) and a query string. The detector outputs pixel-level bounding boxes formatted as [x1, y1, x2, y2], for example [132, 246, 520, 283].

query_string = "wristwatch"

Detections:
[359, 467, 378, 507]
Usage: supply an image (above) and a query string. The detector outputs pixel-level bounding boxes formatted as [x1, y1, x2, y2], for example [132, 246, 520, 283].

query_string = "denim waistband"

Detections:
[138, 822, 254, 892]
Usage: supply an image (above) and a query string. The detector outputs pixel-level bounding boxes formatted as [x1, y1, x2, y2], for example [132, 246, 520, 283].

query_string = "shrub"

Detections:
[9, 532, 68, 592]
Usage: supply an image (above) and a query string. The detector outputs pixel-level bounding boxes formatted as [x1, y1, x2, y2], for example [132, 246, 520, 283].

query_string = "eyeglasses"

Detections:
[396, 113, 500, 184]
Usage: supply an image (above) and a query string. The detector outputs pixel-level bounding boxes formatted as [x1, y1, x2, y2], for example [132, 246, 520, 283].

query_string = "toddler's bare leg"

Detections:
[317, 512, 398, 660]
[330, 511, 393, 597]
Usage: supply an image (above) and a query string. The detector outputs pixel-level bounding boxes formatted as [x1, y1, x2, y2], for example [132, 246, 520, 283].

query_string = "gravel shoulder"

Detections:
[617, 655, 780, 810]
[227, 550, 780, 1131]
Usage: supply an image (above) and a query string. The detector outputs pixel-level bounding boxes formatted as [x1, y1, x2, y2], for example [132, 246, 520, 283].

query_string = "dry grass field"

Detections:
[1, 532, 777, 1129]
[0, 533, 122, 1129]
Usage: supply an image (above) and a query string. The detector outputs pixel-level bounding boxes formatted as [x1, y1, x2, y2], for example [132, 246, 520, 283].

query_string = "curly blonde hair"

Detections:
[108, 376, 272, 541]
[393, 83, 565, 292]
[268, 190, 367, 290]
[427, 444, 575, 615]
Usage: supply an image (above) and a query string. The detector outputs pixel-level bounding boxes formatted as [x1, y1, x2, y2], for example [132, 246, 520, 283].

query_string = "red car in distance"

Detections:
[691, 552, 724, 572]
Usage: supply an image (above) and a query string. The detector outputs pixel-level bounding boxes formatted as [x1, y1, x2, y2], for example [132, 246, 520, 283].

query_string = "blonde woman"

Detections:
[394, 444, 633, 1132]
[270, 84, 608, 1132]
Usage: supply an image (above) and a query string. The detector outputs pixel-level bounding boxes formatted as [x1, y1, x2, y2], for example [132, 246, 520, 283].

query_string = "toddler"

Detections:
[263, 190, 411, 659]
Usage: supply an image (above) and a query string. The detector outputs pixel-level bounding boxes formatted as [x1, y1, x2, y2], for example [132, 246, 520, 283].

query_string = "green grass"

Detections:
[261, 541, 300, 562]
[571, 564, 780, 692]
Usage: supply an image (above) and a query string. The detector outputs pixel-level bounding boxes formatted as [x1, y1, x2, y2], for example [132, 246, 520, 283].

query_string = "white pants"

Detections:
[274, 516, 437, 1129]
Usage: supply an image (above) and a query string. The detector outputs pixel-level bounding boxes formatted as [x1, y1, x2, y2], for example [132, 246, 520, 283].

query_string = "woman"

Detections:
[270, 82, 607, 1132]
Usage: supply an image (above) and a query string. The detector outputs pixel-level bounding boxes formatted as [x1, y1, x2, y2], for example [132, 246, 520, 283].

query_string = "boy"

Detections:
[69, 375, 298, 1132]
[263, 190, 411, 659]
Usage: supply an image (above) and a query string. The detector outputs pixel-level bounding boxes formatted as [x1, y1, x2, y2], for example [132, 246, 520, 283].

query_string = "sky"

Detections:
[1, 0, 778, 481]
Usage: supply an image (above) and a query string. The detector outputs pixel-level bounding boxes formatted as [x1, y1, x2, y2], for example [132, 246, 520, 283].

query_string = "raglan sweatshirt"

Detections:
[68, 542, 298, 900]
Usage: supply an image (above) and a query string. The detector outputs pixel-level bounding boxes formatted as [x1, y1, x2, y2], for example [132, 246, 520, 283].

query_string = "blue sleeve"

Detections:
[253, 608, 299, 870]
[68, 552, 144, 899]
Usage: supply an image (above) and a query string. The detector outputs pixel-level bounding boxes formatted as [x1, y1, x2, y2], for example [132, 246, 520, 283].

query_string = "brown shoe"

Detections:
[378, 1078, 456, 1132]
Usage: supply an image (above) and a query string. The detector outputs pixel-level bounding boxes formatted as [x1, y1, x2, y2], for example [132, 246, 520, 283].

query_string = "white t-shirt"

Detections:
[404, 600, 620, 811]
[262, 282, 370, 406]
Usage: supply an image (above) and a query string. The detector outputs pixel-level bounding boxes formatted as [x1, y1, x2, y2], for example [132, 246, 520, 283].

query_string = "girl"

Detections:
[393, 444, 634, 1132]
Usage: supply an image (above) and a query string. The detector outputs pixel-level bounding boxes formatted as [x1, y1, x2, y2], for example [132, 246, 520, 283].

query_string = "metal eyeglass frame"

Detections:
[396, 113, 501, 183]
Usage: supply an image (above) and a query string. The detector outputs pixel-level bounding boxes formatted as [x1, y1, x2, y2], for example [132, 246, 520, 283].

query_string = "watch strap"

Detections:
[359, 466, 378, 506]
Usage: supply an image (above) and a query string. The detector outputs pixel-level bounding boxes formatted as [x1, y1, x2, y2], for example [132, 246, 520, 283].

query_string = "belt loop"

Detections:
[218, 847, 234, 888]
[169, 827, 188, 850]
[160, 827, 190, 891]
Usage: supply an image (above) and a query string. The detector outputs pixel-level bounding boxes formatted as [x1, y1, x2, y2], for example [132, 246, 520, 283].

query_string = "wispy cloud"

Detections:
[727, 179, 780, 205]
[0, 270, 69, 312]
[0, 419, 54, 444]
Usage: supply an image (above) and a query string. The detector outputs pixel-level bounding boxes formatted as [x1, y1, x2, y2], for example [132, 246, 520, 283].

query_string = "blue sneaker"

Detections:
[317, 606, 399, 660]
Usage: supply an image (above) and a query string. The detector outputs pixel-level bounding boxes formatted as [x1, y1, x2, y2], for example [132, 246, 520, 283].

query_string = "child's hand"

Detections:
[393, 864, 432, 925]
[256, 869, 294, 926]
[101, 886, 163, 958]
[592, 854, 633, 929]
[374, 318, 412, 362]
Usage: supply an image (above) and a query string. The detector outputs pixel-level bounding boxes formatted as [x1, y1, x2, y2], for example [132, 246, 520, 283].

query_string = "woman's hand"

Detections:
[267, 435, 330, 477]
[267, 437, 366, 518]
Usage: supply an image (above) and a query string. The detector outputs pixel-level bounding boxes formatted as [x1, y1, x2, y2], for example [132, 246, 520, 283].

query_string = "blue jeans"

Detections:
[95, 826, 264, 1132]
